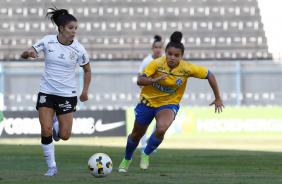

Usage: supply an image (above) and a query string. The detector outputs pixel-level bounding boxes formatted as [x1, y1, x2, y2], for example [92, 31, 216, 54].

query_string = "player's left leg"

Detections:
[149, 123, 157, 153]
[54, 95, 77, 141]
[141, 107, 176, 170]
[56, 112, 74, 141]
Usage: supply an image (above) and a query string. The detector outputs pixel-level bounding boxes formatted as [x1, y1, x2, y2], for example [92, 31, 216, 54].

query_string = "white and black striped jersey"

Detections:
[33, 35, 89, 97]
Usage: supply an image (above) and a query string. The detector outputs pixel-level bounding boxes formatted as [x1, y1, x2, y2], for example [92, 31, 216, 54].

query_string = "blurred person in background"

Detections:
[21, 6, 91, 176]
[119, 31, 224, 172]
[138, 35, 165, 154]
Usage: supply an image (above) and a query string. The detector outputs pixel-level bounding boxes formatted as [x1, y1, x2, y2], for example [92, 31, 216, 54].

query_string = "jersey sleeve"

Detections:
[188, 63, 210, 79]
[78, 49, 89, 67]
[32, 36, 47, 53]
[139, 60, 158, 78]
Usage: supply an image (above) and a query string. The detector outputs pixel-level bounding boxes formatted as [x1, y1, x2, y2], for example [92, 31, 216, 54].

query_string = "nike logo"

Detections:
[48, 49, 54, 52]
[95, 119, 125, 132]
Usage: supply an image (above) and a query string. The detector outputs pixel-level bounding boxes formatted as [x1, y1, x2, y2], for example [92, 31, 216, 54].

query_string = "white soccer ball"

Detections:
[88, 153, 113, 178]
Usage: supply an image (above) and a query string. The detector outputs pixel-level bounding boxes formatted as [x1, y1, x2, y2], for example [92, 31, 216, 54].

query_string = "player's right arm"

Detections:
[137, 73, 144, 89]
[137, 60, 167, 86]
[137, 74, 167, 86]
[21, 36, 47, 59]
[21, 47, 38, 59]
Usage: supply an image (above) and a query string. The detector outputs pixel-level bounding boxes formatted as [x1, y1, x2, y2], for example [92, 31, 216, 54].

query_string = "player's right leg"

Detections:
[37, 92, 59, 176]
[118, 119, 149, 172]
[38, 107, 57, 176]
[119, 103, 155, 173]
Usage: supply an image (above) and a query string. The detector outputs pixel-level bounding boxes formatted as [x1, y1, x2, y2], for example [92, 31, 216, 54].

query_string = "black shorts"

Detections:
[36, 92, 77, 116]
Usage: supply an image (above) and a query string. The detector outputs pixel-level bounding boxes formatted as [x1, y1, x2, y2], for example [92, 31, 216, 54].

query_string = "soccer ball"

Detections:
[88, 153, 113, 178]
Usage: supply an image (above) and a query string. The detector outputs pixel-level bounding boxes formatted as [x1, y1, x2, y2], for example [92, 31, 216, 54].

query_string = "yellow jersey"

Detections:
[139, 56, 210, 107]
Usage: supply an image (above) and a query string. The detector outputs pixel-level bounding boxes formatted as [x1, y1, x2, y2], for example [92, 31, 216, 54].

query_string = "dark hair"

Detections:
[45, 5, 77, 32]
[165, 31, 184, 55]
[152, 35, 163, 47]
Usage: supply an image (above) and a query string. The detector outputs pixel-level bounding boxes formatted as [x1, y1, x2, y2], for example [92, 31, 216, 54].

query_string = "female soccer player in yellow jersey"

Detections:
[138, 35, 165, 154]
[118, 31, 224, 172]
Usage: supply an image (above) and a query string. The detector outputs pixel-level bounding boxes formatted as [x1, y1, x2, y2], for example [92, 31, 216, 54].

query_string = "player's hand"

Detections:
[22, 50, 38, 59]
[79, 91, 88, 102]
[209, 97, 224, 114]
[28, 50, 38, 58]
[153, 74, 167, 83]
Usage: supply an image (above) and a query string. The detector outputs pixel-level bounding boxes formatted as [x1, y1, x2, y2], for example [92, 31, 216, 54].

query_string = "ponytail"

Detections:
[45, 5, 77, 32]
[165, 31, 184, 55]
[152, 35, 163, 47]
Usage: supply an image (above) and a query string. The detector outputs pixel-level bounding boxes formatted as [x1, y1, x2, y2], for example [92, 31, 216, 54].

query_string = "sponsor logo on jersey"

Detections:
[69, 51, 76, 60]
[178, 70, 190, 74]
[82, 54, 86, 64]
[58, 54, 65, 59]
[152, 83, 178, 95]
[48, 40, 58, 44]
[39, 95, 46, 103]
[175, 78, 183, 86]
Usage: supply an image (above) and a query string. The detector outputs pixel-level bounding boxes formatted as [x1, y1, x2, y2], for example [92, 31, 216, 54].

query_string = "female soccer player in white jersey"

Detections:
[21, 6, 91, 176]
[138, 35, 164, 154]
[118, 31, 224, 172]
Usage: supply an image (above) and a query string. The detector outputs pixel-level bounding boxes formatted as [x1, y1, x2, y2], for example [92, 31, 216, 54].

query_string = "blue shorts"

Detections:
[134, 103, 180, 126]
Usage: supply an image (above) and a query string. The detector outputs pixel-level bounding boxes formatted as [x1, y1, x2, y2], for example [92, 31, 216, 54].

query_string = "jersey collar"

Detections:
[57, 35, 74, 46]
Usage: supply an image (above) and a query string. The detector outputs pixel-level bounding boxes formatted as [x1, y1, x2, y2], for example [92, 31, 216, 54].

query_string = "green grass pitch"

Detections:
[1, 137, 282, 184]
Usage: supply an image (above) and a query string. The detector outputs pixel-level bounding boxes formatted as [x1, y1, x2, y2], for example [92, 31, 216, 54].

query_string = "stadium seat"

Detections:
[0, 0, 272, 60]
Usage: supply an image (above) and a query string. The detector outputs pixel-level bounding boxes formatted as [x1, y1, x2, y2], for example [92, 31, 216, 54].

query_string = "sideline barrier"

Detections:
[0, 110, 126, 138]
[1, 107, 281, 138]
[126, 107, 282, 136]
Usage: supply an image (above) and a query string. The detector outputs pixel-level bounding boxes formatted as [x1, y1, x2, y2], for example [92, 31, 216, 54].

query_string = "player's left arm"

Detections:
[208, 72, 224, 113]
[80, 63, 91, 102]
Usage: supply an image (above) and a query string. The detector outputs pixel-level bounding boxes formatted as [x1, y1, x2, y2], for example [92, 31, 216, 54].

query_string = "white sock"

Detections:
[42, 142, 56, 168]
[141, 131, 147, 148]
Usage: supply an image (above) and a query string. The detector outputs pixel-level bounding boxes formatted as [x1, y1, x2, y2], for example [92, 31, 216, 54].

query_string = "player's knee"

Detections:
[155, 127, 167, 136]
[59, 132, 71, 140]
[41, 126, 52, 136]
[130, 132, 142, 142]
